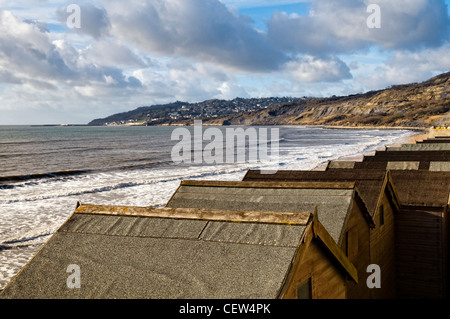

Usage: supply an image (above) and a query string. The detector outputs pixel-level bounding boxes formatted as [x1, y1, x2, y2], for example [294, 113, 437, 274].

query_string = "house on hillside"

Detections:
[0, 204, 357, 299]
[166, 180, 374, 299]
[242, 169, 401, 299]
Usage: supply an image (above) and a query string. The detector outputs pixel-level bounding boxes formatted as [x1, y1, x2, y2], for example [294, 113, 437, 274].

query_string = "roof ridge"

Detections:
[180, 180, 357, 189]
[75, 204, 312, 226]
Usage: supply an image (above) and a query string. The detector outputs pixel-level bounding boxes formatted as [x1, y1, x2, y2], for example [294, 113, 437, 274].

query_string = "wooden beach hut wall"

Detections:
[242, 169, 401, 299]
[0, 205, 358, 299]
[166, 180, 374, 299]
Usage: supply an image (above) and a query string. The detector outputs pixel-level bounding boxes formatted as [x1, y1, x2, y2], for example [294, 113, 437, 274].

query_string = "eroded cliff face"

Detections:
[204, 72, 450, 128]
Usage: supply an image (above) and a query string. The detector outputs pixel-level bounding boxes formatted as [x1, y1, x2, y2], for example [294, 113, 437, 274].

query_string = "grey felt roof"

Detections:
[346, 161, 450, 171]
[389, 171, 450, 207]
[353, 150, 450, 170]
[429, 162, 450, 171]
[327, 160, 428, 170]
[242, 170, 386, 219]
[327, 161, 357, 169]
[387, 143, 450, 151]
[166, 181, 359, 244]
[0, 207, 308, 299]
[299, 168, 450, 208]
[418, 139, 450, 143]
[368, 150, 450, 161]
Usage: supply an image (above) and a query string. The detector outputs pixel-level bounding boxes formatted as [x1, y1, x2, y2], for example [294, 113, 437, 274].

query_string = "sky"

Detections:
[0, 0, 449, 125]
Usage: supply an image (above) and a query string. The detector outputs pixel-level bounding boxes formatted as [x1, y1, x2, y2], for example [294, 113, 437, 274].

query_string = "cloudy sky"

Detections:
[0, 0, 449, 125]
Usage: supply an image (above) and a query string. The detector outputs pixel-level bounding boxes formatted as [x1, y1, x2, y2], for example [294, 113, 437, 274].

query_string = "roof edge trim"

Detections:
[75, 204, 312, 226]
[180, 180, 357, 189]
[312, 210, 359, 284]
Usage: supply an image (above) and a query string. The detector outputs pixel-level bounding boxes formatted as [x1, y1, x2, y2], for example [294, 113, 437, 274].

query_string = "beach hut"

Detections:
[388, 171, 450, 299]
[326, 149, 450, 171]
[166, 180, 374, 299]
[386, 143, 450, 151]
[368, 150, 450, 160]
[327, 158, 450, 171]
[417, 138, 450, 144]
[321, 164, 450, 298]
[242, 169, 401, 299]
[0, 204, 357, 299]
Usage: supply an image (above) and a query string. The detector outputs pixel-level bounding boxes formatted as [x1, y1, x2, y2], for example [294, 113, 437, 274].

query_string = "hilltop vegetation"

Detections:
[204, 71, 450, 128]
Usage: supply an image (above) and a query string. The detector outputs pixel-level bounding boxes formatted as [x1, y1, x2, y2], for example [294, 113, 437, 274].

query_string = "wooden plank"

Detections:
[180, 180, 357, 190]
[75, 204, 312, 225]
[280, 224, 348, 299]
[312, 211, 359, 284]
[278, 223, 314, 299]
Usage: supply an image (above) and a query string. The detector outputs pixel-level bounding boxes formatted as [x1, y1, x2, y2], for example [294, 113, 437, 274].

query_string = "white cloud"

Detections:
[357, 43, 450, 90]
[80, 40, 148, 68]
[107, 0, 288, 72]
[0, 8, 145, 124]
[267, 0, 450, 54]
[286, 56, 353, 83]
[220, 0, 310, 9]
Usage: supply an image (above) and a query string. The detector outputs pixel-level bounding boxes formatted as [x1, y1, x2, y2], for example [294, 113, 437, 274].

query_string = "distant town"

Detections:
[88, 97, 303, 126]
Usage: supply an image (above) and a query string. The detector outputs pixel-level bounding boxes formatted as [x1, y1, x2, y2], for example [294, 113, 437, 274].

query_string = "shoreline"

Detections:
[102, 123, 430, 131]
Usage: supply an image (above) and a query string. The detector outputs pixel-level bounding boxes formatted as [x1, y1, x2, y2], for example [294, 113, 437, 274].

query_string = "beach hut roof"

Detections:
[418, 138, 450, 144]
[429, 162, 450, 171]
[387, 143, 450, 151]
[166, 180, 373, 243]
[367, 150, 450, 161]
[356, 150, 450, 171]
[328, 160, 450, 171]
[326, 161, 357, 169]
[242, 170, 396, 222]
[319, 166, 450, 207]
[389, 171, 450, 207]
[0, 204, 357, 299]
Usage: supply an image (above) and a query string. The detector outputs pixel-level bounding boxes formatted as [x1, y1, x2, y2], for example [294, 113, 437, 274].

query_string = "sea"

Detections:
[0, 124, 416, 290]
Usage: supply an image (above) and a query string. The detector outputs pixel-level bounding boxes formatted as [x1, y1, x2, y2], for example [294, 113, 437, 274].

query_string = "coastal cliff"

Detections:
[204, 72, 450, 128]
